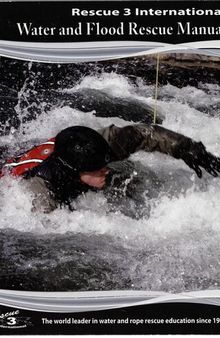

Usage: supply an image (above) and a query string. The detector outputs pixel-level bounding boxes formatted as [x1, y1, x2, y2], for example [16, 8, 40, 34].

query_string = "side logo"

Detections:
[0, 310, 32, 329]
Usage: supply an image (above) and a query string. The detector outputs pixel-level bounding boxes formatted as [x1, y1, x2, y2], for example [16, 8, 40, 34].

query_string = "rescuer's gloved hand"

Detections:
[177, 139, 220, 178]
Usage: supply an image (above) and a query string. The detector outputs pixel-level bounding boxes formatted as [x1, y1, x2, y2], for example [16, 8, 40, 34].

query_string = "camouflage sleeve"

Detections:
[98, 124, 191, 160]
[24, 176, 57, 213]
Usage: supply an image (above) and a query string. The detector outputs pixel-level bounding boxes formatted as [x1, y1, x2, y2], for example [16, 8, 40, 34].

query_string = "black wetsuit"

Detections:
[20, 123, 220, 213]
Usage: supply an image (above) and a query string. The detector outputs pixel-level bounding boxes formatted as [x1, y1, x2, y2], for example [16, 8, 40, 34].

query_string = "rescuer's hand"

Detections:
[179, 140, 220, 178]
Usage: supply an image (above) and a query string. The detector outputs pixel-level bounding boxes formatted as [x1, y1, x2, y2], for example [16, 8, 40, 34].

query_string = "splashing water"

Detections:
[0, 69, 220, 292]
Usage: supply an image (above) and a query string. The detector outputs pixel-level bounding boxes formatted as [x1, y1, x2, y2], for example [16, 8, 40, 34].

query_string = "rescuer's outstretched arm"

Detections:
[99, 124, 220, 178]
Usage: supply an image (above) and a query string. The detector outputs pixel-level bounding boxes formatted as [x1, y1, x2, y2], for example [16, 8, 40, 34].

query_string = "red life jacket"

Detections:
[1, 138, 55, 177]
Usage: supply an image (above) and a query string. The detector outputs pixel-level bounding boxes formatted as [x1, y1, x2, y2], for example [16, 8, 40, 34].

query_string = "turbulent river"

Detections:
[0, 57, 220, 292]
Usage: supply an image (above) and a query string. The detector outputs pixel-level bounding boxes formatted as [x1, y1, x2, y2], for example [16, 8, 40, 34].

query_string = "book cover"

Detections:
[0, 0, 220, 335]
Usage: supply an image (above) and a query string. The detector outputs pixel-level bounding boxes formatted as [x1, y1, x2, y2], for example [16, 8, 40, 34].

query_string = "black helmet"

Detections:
[54, 126, 117, 172]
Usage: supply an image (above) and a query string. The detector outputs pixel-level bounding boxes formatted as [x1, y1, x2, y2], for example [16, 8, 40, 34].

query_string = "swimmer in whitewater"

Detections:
[1, 124, 220, 213]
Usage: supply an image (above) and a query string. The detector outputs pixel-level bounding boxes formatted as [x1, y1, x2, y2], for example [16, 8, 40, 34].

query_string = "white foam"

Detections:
[64, 72, 134, 98]
[1, 73, 220, 291]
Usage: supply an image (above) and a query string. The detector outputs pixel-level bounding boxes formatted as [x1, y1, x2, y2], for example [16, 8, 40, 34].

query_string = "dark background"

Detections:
[0, 1, 219, 43]
[1, 302, 220, 335]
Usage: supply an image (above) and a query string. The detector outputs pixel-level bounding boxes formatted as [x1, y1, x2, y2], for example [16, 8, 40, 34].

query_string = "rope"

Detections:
[153, 53, 160, 124]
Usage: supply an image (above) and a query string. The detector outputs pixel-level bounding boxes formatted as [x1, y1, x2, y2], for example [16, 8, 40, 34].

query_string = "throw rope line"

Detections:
[153, 53, 160, 124]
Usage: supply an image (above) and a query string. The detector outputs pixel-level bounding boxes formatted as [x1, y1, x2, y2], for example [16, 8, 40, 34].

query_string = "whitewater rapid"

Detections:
[1, 72, 220, 292]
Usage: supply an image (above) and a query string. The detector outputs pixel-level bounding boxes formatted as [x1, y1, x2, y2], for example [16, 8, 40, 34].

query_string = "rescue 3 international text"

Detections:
[16, 6, 220, 37]
[71, 7, 220, 17]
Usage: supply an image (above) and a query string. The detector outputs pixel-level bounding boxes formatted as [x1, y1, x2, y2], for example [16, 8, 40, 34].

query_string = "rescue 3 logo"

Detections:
[0, 310, 32, 329]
